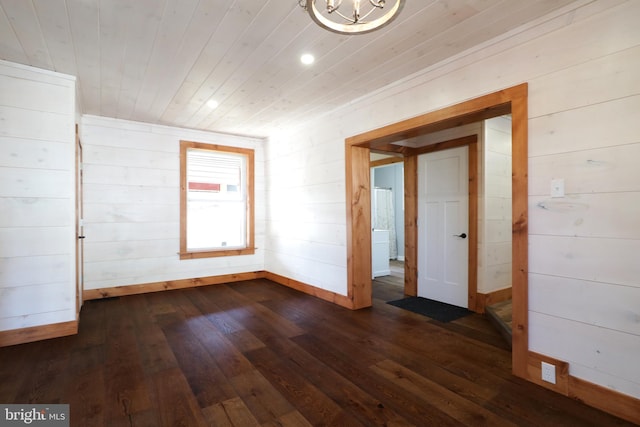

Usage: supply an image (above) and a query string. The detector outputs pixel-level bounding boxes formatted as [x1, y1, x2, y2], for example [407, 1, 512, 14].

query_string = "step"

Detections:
[485, 299, 512, 348]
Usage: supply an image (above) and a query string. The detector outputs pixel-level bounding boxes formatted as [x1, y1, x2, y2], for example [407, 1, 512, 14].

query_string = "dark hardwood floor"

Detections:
[0, 278, 635, 426]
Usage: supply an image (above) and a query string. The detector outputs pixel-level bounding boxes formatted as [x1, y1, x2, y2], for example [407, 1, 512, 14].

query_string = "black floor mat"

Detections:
[387, 296, 471, 323]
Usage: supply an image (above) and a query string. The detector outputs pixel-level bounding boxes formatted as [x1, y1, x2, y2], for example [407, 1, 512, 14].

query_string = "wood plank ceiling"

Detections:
[0, 0, 577, 138]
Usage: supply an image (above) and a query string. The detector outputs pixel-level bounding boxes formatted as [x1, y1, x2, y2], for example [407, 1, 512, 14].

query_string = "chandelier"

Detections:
[299, 0, 405, 35]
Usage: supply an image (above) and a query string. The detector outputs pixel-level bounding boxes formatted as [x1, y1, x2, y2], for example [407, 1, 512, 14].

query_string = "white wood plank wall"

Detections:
[479, 116, 512, 294]
[0, 60, 76, 332]
[266, 1, 640, 399]
[264, 127, 348, 295]
[80, 116, 265, 291]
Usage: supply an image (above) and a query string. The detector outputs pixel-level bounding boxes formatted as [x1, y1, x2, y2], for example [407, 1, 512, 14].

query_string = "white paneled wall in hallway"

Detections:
[80, 115, 265, 291]
[0, 60, 76, 332]
[265, 1, 640, 400]
[478, 116, 512, 294]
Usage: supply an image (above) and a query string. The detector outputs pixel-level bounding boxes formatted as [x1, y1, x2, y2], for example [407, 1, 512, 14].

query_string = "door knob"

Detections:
[453, 233, 467, 239]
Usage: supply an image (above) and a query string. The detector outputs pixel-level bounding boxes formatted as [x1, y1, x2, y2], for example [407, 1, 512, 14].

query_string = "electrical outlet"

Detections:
[541, 361, 556, 384]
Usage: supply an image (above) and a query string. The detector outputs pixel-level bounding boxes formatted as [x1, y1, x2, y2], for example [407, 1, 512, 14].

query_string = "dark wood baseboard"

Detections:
[265, 271, 353, 309]
[475, 287, 512, 313]
[569, 375, 640, 425]
[83, 270, 352, 309]
[83, 271, 267, 300]
[526, 351, 640, 425]
[0, 320, 77, 347]
[527, 351, 570, 394]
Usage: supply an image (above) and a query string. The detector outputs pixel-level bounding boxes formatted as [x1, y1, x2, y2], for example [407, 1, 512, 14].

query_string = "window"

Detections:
[180, 140, 254, 259]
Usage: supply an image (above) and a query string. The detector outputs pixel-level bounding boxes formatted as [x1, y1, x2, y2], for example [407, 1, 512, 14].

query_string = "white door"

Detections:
[418, 146, 469, 307]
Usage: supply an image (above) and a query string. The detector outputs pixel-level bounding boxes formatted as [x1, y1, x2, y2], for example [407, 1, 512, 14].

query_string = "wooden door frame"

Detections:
[75, 124, 84, 318]
[345, 84, 528, 379]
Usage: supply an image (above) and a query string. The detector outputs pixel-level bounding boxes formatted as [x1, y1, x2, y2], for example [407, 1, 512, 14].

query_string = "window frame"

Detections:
[179, 140, 255, 259]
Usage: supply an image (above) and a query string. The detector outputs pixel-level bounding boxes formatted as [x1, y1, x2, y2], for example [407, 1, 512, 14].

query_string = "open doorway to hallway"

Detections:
[370, 116, 514, 349]
[347, 86, 528, 374]
[371, 158, 405, 281]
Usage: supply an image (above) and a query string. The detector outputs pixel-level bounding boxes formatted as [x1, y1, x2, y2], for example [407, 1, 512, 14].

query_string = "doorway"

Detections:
[418, 146, 469, 307]
[370, 159, 405, 280]
[345, 84, 528, 378]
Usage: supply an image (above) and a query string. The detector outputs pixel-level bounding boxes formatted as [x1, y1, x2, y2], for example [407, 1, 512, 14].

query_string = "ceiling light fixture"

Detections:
[206, 99, 219, 109]
[300, 53, 315, 65]
[298, 0, 404, 35]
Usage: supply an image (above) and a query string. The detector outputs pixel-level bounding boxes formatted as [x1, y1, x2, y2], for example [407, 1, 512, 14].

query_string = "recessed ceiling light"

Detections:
[206, 99, 219, 109]
[300, 53, 315, 65]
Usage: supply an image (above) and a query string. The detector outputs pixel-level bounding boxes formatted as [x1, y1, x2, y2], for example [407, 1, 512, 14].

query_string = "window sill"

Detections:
[179, 247, 256, 260]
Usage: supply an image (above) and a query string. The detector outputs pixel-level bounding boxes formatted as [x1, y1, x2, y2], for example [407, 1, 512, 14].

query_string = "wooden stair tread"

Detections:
[485, 299, 513, 347]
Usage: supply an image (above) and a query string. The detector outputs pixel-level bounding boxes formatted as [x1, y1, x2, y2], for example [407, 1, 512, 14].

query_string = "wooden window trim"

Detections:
[179, 140, 255, 259]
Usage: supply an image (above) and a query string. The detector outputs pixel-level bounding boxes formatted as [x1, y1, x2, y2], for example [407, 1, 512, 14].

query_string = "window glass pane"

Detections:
[186, 148, 247, 251]
[187, 200, 246, 250]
